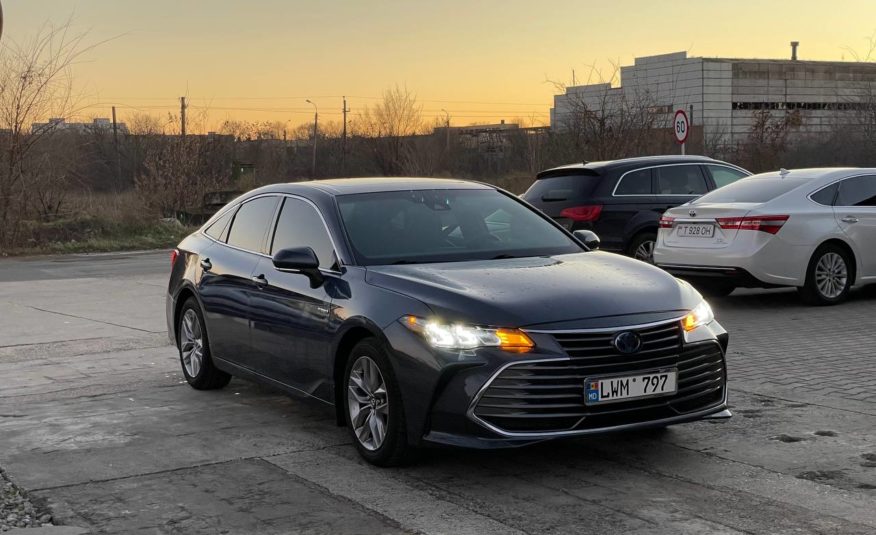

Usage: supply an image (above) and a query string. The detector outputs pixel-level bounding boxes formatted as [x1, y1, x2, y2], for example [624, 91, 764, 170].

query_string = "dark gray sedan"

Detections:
[166, 177, 731, 466]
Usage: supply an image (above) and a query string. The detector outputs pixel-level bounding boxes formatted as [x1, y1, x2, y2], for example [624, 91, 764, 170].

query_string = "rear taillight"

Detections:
[170, 249, 180, 267]
[659, 216, 675, 228]
[559, 205, 602, 222]
[716, 215, 789, 234]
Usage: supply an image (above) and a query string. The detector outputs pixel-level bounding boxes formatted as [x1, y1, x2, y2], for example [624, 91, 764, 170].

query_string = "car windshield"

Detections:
[337, 189, 582, 265]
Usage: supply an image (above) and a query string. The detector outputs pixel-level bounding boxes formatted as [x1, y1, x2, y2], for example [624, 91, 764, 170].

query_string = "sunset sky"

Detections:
[4, 0, 876, 131]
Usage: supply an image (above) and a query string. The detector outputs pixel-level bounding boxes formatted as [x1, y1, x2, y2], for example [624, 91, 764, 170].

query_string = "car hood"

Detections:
[364, 252, 701, 329]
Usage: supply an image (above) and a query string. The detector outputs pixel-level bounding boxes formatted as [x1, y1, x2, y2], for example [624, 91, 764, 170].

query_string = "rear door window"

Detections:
[655, 165, 709, 195]
[614, 168, 653, 195]
[706, 165, 749, 189]
[523, 174, 600, 202]
[226, 196, 280, 252]
[836, 175, 876, 206]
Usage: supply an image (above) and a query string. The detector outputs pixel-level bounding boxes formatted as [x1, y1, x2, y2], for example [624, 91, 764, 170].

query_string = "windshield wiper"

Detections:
[391, 259, 419, 265]
[490, 254, 518, 260]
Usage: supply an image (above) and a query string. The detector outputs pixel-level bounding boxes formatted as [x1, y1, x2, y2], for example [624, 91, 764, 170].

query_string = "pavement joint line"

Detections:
[9, 303, 164, 334]
[741, 390, 876, 418]
[260, 458, 425, 535]
[27, 442, 352, 493]
[0, 337, 110, 350]
[263, 451, 530, 535]
[403, 466, 641, 532]
[584, 442, 876, 530]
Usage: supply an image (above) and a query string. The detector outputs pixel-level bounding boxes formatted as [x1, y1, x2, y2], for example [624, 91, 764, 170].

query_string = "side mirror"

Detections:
[272, 247, 324, 287]
[573, 229, 600, 250]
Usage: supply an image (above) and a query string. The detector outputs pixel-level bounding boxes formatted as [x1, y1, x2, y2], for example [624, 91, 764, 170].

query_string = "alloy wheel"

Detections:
[347, 356, 389, 451]
[634, 240, 655, 263]
[815, 252, 848, 299]
[180, 309, 204, 377]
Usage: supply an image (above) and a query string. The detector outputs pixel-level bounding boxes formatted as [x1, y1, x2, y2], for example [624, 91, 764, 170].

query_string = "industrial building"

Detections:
[550, 45, 876, 148]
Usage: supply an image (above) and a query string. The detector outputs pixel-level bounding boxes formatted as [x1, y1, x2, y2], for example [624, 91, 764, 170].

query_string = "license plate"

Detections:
[676, 224, 714, 238]
[584, 369, 678, 405]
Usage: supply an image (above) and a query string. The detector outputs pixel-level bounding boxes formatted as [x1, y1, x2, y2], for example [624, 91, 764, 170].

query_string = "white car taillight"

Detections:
[716, 215, 789, 235]
[658, 216, 675, 228]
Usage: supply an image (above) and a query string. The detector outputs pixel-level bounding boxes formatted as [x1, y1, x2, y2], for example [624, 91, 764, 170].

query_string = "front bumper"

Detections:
[395, 318, 730, 449]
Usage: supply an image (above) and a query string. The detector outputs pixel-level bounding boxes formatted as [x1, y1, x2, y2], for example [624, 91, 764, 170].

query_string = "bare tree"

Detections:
[0, 20, 93, 247]
[357, 85, 423, 175]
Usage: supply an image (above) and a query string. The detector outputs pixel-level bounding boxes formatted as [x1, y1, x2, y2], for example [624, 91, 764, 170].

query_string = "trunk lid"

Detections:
[662, 202, 759, 249]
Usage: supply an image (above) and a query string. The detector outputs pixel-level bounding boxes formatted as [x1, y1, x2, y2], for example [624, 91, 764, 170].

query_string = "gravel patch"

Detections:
[0, 466, 52, 531]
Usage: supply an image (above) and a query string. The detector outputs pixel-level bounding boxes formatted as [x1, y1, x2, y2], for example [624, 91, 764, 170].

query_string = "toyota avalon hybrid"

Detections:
[166, 177, 731, 466]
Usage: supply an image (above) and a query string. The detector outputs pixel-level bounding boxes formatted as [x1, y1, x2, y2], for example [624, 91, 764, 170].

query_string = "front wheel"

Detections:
[798, 245, 852, 305]
[344, 339, 412, 466]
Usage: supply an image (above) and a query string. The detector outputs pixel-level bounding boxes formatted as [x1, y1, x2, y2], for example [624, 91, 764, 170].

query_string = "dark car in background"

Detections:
[166, 177, 730, 466]
[522, 156, 751, 263]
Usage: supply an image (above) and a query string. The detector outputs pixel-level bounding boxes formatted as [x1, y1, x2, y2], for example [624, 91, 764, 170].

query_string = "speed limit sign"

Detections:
[673, 109, 689, 144]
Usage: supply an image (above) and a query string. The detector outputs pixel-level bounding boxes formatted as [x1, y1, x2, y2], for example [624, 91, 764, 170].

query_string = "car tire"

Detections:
[696, 281, 736, 298]
[798, 244, 852, 306]
[628, 232, 657, 264]
[343, 338, 412, 467]
[178, 297, 232, 390]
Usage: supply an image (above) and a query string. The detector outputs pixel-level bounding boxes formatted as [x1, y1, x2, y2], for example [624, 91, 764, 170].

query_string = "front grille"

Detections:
[472, 321, 725, 434]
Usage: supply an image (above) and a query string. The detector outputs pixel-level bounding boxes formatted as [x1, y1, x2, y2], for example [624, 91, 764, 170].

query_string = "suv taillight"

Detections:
[559, 205, 602, 222]
[170, 249, 180, 267]
[659, 216, 675, 228]
[716, 215, 789, 234]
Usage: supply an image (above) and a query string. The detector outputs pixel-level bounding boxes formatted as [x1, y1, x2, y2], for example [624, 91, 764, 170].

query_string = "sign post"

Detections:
[674, 109, 689, 155]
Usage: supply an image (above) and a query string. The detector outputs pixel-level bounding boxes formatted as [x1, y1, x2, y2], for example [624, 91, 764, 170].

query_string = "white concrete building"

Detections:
[31, 117, 129, 135]
[551, 49, 876, 147]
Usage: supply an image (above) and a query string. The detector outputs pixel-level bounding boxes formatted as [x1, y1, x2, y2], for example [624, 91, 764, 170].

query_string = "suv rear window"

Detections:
[523, 174, 600, 202]
[693, 178, 808, 204]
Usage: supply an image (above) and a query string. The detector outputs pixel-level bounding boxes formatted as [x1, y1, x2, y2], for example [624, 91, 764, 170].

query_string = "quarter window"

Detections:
[614, 168, 652, 195]
[226, 196, 280, 252]
[655, 166, 709, 195]
[706, 165, 748, 189]
[270, 198, 337, 269]
[205, 208, 235, 242]
[836, 175, 876, 207]
[810, 183, 839, 206]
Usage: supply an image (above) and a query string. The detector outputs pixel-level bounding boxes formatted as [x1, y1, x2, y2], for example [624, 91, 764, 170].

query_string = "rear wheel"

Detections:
[628, 232, 657, 264]
[178, 298, 231, 390]
[799, 245, 852, 305]
[344, 338, 412, 466]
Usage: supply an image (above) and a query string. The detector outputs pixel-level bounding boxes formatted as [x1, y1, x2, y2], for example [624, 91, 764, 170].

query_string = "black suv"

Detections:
[522, 156, 750, 262]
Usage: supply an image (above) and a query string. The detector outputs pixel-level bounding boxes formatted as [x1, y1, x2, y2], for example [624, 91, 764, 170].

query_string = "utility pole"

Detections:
[306, 99, 318, 178]
[112, 106, 121, 186]
[180, 97, 187, 138]
[572, 69, 576, 86]
[342, 96, 350, 175]
[441, 109, 450, 151]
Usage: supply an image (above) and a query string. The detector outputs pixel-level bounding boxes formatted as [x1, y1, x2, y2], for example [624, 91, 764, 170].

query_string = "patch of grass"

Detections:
[3, 218, 195, 256]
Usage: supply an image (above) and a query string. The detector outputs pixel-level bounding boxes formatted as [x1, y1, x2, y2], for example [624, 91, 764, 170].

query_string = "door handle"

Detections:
[200, 258, 212, 271]
[841, 216, 859, 224]
[251, 274, 268, 287]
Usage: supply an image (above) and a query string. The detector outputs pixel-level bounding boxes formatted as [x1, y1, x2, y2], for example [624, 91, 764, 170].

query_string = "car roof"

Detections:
[248, 177, 493, 196]
[538, 155, 721, 178]
[744, 167, 876, 182]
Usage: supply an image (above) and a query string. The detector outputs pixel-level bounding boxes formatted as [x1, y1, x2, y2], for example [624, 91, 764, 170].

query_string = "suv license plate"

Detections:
[677, 224, 714, 238]
[585, 370, 678, 405]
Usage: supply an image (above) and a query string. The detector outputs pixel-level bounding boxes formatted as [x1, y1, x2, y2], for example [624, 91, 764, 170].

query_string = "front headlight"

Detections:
[681, 300, 714, 332]
[400, 316, 534, 352]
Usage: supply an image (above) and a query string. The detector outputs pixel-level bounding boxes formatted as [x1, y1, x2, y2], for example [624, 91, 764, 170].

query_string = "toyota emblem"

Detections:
[612, 331, 642, 354]
[688, 209, 697, 217]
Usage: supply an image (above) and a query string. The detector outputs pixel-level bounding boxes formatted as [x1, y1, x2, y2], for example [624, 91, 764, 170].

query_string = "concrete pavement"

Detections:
[1, 251, 875, 534]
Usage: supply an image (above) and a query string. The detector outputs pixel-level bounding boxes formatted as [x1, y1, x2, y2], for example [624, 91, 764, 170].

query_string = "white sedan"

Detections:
[653, 168, 876, 305]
